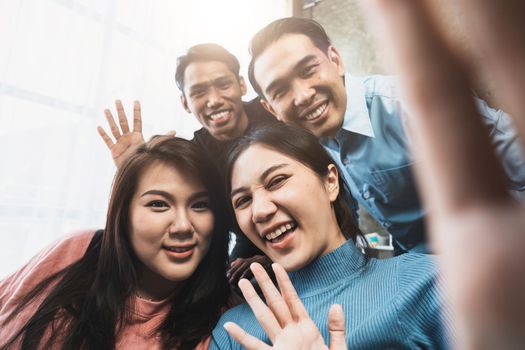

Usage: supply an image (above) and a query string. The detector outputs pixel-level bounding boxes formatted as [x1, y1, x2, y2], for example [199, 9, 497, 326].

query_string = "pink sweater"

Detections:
[0, 230, 211, 349]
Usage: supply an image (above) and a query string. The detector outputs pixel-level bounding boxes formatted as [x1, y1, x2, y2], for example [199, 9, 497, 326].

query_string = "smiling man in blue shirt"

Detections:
[247, 17, 525, 253]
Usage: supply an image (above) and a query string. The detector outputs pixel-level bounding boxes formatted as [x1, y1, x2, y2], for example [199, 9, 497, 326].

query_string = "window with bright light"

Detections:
[0, 0, 290, 278]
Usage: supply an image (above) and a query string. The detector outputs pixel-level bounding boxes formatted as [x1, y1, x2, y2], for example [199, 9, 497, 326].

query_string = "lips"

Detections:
[260, 220, 298, 249]
[207, 109, 232, 124]
[163, 244, 195, 259]
[300, 100, 328, 122]
[263, 221, 297, 241]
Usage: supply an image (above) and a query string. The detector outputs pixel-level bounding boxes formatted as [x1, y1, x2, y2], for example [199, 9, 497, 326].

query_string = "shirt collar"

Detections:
[288, 240, 366, 297]
[341, 74, 375, 138]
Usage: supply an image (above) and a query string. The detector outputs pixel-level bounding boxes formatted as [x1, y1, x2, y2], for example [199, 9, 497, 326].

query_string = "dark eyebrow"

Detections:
[188, 82, 210, 94]
[230, 163, 289, 198]
[141, 190, 209, 202]
[141, 190, 175, 202]
[213, 76, 233, 84]
[188, 74, 234, 93]
[265, 55, 318, 96]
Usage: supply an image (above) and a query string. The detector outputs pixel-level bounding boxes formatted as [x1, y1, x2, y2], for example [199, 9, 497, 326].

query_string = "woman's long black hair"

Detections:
[1, 136, 231, 350]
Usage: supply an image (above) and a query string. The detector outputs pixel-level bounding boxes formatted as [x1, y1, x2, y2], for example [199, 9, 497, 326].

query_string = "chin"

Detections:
[276, 257, 307, 272]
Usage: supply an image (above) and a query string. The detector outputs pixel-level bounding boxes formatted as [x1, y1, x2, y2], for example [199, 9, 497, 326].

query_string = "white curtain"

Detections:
[0, 0, 290, 278]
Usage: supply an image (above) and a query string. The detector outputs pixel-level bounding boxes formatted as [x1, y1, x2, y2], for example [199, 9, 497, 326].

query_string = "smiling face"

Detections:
[181, 60, 249, 141]
[230, 144, 346, 271]
[129, 161, 214, 300]
[253, 33, 347, 138]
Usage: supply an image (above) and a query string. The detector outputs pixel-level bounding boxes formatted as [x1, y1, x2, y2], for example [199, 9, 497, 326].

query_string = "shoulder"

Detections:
[243, 98, 275, 125]
[192, 127, 210, 146]
[394, 253, 439, 291]
[361, 74, 400, 100]
[392, 253, 450, 347]
[392, 254, 443, 316]
[0, 230, 98, 308]
[211, 302, 261, 350]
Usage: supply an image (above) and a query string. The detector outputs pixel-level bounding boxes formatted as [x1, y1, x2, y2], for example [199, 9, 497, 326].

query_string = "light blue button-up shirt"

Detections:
[322, 75, 525, 252]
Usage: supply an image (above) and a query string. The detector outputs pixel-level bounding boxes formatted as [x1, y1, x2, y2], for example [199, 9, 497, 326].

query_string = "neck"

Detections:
[322, 226, 347, 257]
[136, 267, 179, 302]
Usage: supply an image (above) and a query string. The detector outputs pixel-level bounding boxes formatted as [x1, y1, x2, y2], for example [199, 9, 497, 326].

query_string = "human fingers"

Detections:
[224, 322, 272, 350]
[328, 304, 347, 350]
[104, 108, 121, 140]
[271, 263, 309, 320]
[456, 0, 525, 137]
[133, 100, 142, 133]
[238, 278, 281, 343]
[96, 126, 114, 149]
[250, 263, 294, 327]
[227, 258, 251, 283]
[115, 99, 130, 133]
[363, 0, 509, 215]
[165, 130, 177, 137]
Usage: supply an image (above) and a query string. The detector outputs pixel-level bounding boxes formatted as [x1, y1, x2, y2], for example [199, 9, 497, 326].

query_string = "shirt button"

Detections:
[343, 158, 350, 165]
[362, 190, 371, 200]
[383, 221, 392, 229]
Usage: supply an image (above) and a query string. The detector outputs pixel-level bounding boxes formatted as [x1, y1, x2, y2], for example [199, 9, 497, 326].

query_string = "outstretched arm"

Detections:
[225, 263, 347, 350]
[363, 1, 525, 348]
[97, 100, 145, 169]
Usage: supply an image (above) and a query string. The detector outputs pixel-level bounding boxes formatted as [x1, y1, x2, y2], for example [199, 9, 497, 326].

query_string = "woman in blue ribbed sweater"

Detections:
[210, 123, 451, 349]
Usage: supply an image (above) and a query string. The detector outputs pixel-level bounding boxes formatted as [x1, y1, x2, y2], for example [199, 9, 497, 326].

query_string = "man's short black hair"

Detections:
[175, 43, 240, 93]
[248, 17, 332, 98]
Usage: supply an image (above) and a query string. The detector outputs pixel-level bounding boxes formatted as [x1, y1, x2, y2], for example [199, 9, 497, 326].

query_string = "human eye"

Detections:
[218, 80, 233, 89]
[191, 90, 205, 98]
[267, 175, 289, 189]
[191, 199, 210, 212]
[301, 64, 317, 77]
[272, 87, 286, 101]
[146, 200, 169, 211]
[232, 195, 252, 210]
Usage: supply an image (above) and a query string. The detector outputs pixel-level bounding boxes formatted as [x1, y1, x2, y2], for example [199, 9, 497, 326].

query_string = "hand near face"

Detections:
[363, 1, 525, 348]
[224, 263, 347, 350]
[97, 100, 146, 169]
[227, 255, 272, 286]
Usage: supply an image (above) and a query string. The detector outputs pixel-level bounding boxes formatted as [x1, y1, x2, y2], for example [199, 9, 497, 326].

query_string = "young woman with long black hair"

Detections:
[0, 136, 231, 349]
[211, 123, 451, 349]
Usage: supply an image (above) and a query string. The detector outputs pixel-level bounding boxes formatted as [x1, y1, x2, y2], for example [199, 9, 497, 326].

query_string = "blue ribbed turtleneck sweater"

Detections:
[210, 241, 451, 349]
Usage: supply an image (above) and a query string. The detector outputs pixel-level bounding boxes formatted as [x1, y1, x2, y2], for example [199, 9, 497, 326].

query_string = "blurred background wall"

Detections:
[0, 0, 290, 278]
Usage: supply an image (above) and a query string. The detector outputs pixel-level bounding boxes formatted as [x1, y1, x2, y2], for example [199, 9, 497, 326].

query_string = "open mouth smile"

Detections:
[264, 221, 297, 244]
[207, 109, 232, 123]
[302, 101, 328, 121]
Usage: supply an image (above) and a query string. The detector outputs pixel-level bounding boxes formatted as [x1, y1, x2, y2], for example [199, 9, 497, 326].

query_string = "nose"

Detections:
[206, 87, 224, 109]
[292, 80, 315, 107]
[251, 191, 277, 224]
[169, 209, 193, 239]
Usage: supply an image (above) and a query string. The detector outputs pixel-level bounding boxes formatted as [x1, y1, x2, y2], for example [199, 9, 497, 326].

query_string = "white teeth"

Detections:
[209, 110, 229, 120]
[265, 223, 296, 241]
[166, 246, 192, 252]
[304, 103, 327, 121]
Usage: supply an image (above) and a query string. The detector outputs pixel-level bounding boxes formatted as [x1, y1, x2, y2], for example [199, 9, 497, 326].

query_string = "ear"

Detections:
[180, 94, 191, 114]
[327, 45, 345, 77]
[238, 76, 248, 96]
[260, 99, 282, 121]
[325, 164, 340, 202]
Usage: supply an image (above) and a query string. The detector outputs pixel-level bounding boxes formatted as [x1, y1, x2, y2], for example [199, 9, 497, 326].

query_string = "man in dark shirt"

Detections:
[97, 44, 274, 283]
